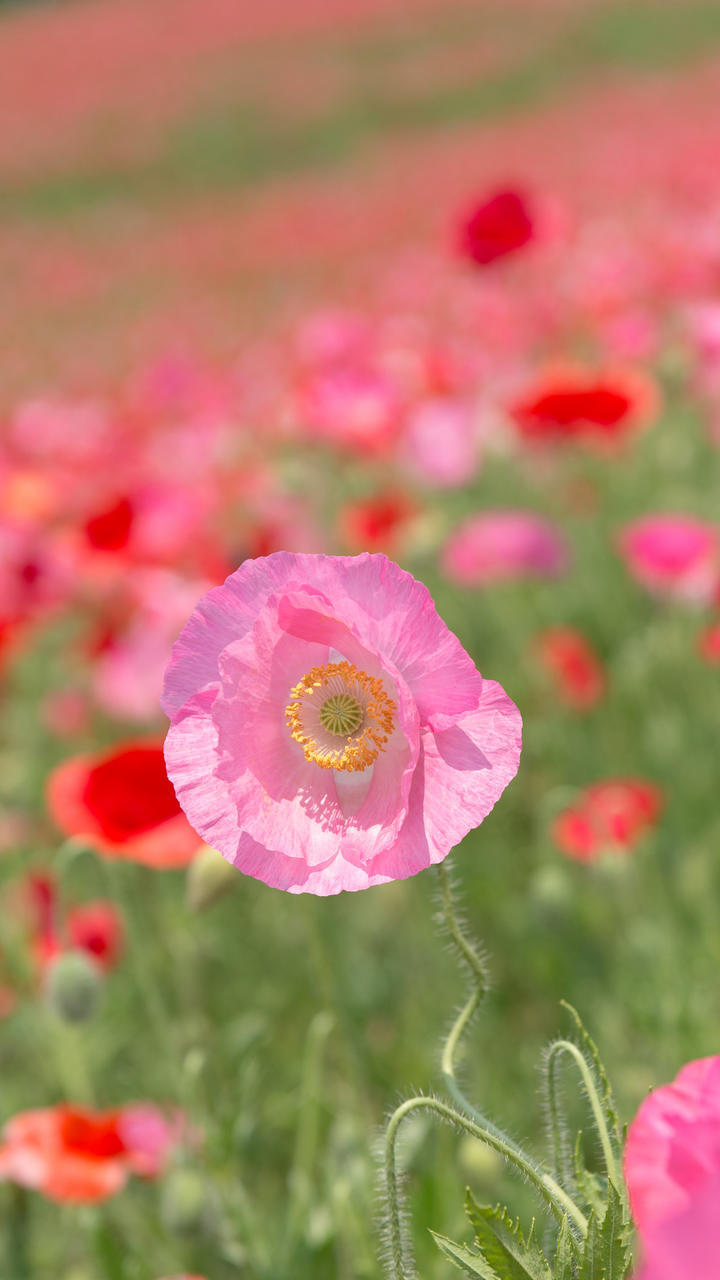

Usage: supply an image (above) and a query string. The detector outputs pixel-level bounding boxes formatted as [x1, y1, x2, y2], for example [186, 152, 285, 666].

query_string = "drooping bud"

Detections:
[45, 950, 102, 1023]
[161, 1167, 216, 1236]
[185, 845, 237, 912]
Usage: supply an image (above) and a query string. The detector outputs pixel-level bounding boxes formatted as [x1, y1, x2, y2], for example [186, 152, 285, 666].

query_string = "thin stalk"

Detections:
[285, 1011, 334, 1254]
[545, 1039, 622, 1191]
[383, 1094, 588, 1280]
[8, 1186, 31, 1280]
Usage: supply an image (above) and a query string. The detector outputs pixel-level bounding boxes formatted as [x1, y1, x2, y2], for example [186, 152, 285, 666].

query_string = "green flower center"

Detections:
[319, 693, 364, 737]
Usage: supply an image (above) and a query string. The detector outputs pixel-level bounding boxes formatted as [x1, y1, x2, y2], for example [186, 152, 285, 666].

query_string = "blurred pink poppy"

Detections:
[625, 1055, 720, 1237]
[632, 1173, 720, 1280]
[162, 552, 521, 895]
[402, 398, 479, 488]
[443, 510, 569, 585]
[619, 514, 719, 603]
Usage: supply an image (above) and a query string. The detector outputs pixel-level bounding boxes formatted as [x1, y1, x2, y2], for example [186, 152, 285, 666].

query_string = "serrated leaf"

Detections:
[430, 1231, 500, 1278]
[463, 1193, 553, 1280]
[573, 1131, 606, 1216]
[597, 1182, 632, 1280]
[552, 1216, 576, 1280]
[579, 1208, 602, 1280]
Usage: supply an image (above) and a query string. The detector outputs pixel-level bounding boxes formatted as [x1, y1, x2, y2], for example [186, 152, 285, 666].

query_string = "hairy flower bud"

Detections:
[45, 950, 101, 1023]
[161, 1168, 216, 1236]
[185, 844, 237, 912]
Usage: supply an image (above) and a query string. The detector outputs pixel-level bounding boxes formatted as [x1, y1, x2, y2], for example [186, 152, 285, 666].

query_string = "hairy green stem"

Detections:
[384, 1094, 587, 1279]
[545, 1039, 622, 1190]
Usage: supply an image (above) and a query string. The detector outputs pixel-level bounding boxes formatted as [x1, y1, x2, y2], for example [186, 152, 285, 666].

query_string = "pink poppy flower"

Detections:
[619, 514, 719, 603]
[457, 190, 534, 266]
[402, 398, 479, 489]
[443, 510, 569, 586]
[625, 1055, 720, 1236]
[633, 1173, 720, 1280]
[162, 553, 521, 895]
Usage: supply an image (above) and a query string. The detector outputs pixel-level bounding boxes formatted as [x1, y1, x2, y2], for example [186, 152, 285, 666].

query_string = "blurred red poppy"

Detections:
[698, 622, 720, 663]
[552, 779, 663, 862]
[0, 1103, 180, 1203]
[534, 626, 606, 711]
[458, 190, 534, 266]
[47, 742, 201, 868]
[510, 365, 658, 446]
[339, 492, 416, 553]
[67, 901, 124, 971]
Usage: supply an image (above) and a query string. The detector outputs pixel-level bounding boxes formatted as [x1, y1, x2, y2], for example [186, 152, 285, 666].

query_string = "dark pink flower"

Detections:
[458, 190, 534, 266]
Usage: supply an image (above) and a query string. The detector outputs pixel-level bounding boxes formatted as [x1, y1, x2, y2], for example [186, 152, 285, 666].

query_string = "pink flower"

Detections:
[162, 553, 521, 895]
[402, 398, 479, 489]
[443, 511, 569, 586]
[625, 1056, 720, 1236]
[619, 515, 719, 603]
[633, 1173, 720, 1280]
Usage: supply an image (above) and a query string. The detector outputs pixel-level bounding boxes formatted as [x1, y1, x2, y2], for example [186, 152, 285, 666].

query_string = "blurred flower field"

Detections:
[2, 1, 720, 1276]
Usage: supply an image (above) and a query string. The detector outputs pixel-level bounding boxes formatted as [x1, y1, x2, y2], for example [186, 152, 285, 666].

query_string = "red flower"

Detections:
[458, 190, 534, 266]
[47, 742, 201, 868]
[552, 779, 663, 862]
[83, 497, 134, 552]
[698, 622, 720, 663]
[0, 1103, 180, 1203]
[338, 492, 416, 553]
[534, 626, 606, 711]
[67, 901, 124, 971]
[510, 365, 659, 447]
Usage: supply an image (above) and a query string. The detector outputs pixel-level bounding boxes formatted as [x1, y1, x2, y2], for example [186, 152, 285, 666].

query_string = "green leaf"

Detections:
[573, 1131, 606, 1217]
[552, 1216, 576, 1280]
[597, 1182, 632, 1280]
[579, 1185, 633, 1280]
[463, 1193, 553, 1280]
[430, 1231, 500, 1278]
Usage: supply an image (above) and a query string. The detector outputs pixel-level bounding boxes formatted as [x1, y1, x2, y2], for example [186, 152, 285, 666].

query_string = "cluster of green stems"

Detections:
[382, 861, 623, 1279]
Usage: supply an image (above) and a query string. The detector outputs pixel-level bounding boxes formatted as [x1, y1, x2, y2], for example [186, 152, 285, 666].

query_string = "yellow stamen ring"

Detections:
[286, 661, 396, 772]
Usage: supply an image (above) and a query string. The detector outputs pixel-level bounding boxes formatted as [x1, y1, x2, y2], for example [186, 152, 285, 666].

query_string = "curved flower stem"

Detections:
[383, 1094, 588, 1279]
[545, 1039, 622, 1191]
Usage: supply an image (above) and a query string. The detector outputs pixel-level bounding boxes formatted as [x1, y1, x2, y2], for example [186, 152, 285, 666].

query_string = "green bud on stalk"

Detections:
[45, 950, 101, 1023]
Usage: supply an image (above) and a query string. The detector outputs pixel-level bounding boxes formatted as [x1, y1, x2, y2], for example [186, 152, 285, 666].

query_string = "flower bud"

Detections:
[45, 950, 101, 1023]
[161, 1168, 216, 1236]
[185, 845, 237, 912]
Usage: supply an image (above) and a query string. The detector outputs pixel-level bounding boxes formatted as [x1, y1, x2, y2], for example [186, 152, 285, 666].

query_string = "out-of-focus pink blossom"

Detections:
[619, 514, 719, 603]
[633, 1172, 720, 1280]
[402, 398, 479, 488]
[443, 510, 569, 585]
[625, 1055, 720, 1237]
